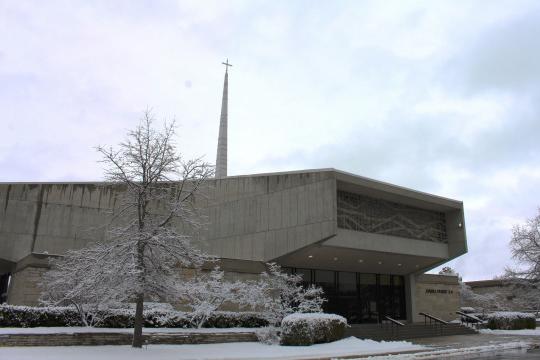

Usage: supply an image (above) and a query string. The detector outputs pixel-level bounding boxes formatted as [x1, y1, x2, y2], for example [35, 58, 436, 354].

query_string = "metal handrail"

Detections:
[380, 315, 404, 339]
[456, 311, 482, 329]
[419, 312, 449, 325]
[456, 311, 482, 323]
[418, 312, 448, 336]
[384, 316, 405, 326]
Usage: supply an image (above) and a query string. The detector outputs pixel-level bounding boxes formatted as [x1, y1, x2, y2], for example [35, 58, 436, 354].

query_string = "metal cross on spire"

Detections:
[222, 58, 232, 73]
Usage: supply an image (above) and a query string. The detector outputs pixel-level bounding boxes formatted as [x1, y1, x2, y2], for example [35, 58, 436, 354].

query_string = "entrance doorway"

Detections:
[287, 267, 406, 324]
[0, 273, 10, 304]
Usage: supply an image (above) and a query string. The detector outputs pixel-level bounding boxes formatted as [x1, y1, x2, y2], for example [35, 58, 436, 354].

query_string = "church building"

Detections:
[0, 62, 466, 324]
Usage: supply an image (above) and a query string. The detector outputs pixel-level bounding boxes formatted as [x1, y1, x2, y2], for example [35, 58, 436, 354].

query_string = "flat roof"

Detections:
[466, 279, 505, 288]
[0, 168, 463, 211]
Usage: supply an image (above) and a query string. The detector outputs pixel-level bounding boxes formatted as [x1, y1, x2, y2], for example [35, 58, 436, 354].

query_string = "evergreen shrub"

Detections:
[486, 312, 536, 330]
[280, 313, 347, 346]
[0, 304, 268, 328]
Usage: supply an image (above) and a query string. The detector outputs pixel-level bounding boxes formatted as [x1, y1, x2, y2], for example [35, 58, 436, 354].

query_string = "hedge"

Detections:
[280, 313, 347, 346]
[486, 312, 536, 330]
[0, 305, 81, 328]
[0, 304, 268, 328]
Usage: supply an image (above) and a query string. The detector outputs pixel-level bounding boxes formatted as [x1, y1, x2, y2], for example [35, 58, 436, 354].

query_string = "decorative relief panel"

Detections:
[337, 191, 447, 243]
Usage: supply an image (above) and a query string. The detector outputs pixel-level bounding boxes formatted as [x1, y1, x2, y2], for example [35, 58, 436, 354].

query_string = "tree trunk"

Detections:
[132, 293, 144, 348]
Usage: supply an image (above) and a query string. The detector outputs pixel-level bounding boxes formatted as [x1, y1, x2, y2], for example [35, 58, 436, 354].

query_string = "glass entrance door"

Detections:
[289, 267, 406, 324]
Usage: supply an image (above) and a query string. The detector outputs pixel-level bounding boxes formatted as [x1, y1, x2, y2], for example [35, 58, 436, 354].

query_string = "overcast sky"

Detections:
[1, 1, 539, 281]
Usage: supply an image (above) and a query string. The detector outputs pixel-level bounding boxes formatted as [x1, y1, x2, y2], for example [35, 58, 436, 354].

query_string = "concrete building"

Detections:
[0, 63, 466, 324]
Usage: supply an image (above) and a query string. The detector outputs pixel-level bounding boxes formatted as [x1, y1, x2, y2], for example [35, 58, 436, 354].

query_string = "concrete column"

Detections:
[405, 273, 417, 323]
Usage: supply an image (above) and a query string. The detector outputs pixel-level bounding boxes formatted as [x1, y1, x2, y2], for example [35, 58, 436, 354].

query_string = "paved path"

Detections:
[329, 334, 540, 359]
[411, 333, 540, 349]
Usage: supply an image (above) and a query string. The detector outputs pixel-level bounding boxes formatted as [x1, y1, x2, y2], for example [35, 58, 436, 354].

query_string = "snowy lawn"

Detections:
[0, 337, 425, 360]
[480, 328, 540, 336]
[0, 326, 257, 334]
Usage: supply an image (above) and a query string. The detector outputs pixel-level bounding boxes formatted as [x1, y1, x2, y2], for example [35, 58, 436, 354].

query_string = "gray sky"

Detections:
[1, 0, 539, 281]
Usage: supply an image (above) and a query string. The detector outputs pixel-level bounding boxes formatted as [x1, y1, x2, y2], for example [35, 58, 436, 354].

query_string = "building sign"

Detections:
[425, 288, 454, 295]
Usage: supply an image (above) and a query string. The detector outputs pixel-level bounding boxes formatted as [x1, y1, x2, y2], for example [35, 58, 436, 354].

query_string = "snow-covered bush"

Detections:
[248, 263, 325, 326]
[280, 313, 347, 346]
[0, 305, 82, 327]
[486, 312, 536, 330]
[0, 304, 268, 328]
[178, 267, 255, 328]
[255, 326, 281, 345]
[200, 311, 268, 328]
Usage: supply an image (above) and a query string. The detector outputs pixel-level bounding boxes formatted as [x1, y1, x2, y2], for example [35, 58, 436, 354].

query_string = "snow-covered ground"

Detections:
[0, 337, 425, 360]
[343, 341, 530, 359]
[0, 326, 256, 334]
[480, 328, 540, 336]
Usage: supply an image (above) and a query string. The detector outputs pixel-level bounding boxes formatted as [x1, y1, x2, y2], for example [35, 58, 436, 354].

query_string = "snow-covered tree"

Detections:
[41, 112, 214, 347]
[505, 208, 540, 309]
[178, 267, 248, 328]
[253, 263, 325, 325]
[460, 281, 506, 311]
[500, 277, 540, 311]
[439, 267, 457, 276]
[40, 251, 123, 326]
[505, 208, 540, 310]
[507, 208, 540, 280]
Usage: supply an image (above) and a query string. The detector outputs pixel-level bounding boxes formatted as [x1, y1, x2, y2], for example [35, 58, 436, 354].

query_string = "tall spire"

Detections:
[216, 59, 232, 178]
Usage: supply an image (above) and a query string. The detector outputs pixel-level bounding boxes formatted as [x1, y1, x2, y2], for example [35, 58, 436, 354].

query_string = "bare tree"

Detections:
[505, 208, 540, 310]
[41, 111, 214, 347]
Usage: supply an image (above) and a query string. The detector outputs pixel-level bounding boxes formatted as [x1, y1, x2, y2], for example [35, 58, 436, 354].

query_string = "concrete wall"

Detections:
[414, 274, 460, 322]
[1, 169, 467, 309]
[6, 254, 269, 307]
[203, 171, 336, 261]
[0, 183, 121, 263]
[7, 266, 48, 306]
[1, 171, 337, 266]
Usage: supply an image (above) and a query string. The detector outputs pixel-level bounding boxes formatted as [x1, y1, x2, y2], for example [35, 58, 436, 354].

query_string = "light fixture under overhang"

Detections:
[397, 263, 402, 267]
[308, 255, 313, 259]
[378, 261, 382, 265]
[358, 259, 364, 263]
[333, 257, 338, 261]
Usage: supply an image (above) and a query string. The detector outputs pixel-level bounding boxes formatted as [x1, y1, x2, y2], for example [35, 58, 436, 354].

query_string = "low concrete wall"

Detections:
[7, 254, 267, 307]
[414, 274, 459, 323]
[0, 331, 258, 347]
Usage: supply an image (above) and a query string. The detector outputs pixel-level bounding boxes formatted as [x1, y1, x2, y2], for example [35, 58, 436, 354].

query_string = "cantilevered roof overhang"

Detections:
[237, 168, 469, 274]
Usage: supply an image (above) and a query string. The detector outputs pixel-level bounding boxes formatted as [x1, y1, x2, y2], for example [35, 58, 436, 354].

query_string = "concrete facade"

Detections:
[415, 274, 460, 322]
[0, 168, 467, 323]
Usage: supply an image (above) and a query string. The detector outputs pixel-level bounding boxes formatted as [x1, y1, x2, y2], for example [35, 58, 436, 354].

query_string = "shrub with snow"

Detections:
[0, 305, 82, 327]
[486, 312, 536, 330]
[280, 313, 347, 346]
[0, 304, 268, 329]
